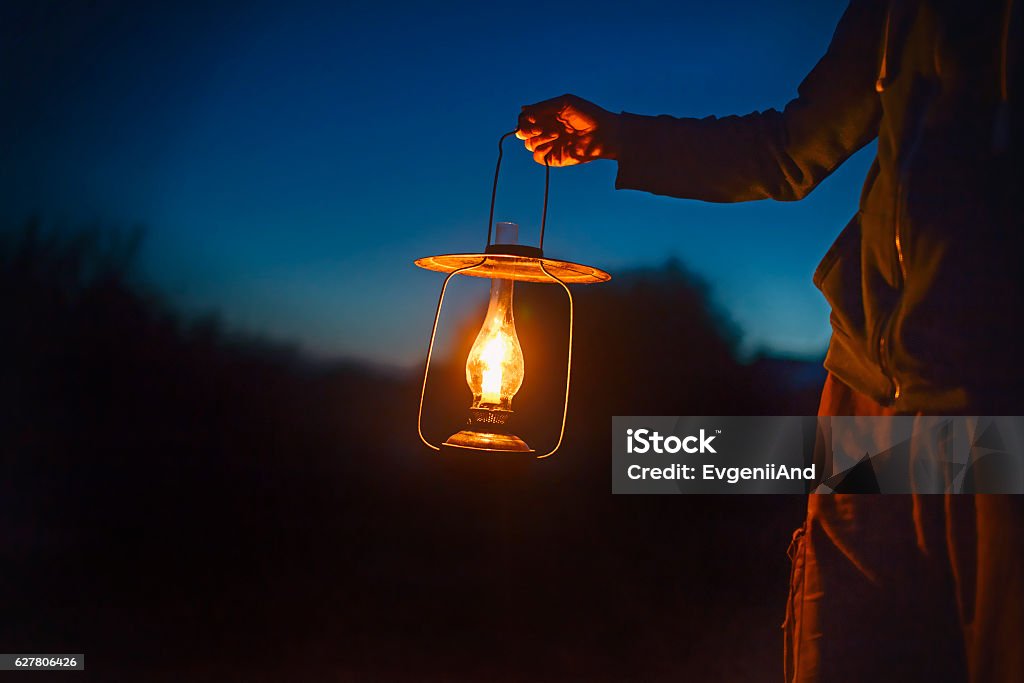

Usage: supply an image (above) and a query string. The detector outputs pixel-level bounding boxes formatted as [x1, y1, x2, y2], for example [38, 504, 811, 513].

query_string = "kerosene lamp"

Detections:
[415, 131, 610, 457]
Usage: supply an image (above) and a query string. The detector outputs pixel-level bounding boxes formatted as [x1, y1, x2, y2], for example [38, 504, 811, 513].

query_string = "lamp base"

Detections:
[442, 429, 533, 453]
[441, 406, 534, 453]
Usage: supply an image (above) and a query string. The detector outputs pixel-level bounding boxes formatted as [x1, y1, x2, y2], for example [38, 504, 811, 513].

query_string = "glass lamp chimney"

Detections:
[465, 222, 525, 410]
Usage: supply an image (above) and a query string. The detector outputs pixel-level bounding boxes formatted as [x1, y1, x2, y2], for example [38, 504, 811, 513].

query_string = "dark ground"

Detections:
[1, 222, 821, 681]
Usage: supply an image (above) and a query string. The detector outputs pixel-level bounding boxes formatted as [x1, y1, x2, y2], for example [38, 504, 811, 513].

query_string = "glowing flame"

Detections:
[466, 280, 524, 410]
[479, 332, 511, 404]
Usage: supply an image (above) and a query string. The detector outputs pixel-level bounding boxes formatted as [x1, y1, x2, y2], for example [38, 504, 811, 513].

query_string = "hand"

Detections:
[516, 94, 620, 166]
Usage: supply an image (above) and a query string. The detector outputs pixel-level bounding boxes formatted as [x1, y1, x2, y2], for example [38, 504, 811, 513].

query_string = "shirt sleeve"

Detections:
[614, 0, 886, 202]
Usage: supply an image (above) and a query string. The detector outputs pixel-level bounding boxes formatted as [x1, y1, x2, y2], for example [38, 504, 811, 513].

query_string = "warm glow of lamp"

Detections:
[466, 226, 525, 411]
[467, 289, 524, 409]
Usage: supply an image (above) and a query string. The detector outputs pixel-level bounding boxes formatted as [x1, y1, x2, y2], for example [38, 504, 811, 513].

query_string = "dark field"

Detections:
[2, 223, 820, 681]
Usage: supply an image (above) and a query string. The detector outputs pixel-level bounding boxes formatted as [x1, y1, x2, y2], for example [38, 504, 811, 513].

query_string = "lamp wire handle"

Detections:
[536, 260, 573, 459]
[417, 259, 488, 452]
[487, 130, 550, 251]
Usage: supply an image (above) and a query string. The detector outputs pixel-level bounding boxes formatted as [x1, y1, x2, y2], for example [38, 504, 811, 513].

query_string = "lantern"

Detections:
[415, 131, 610, 457]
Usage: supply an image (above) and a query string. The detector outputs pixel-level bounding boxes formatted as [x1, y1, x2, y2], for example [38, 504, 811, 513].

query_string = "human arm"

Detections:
[517, 0, 887, 202]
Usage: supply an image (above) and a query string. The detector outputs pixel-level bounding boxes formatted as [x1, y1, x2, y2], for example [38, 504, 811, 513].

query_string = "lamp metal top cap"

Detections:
[414, 252, 611, 284]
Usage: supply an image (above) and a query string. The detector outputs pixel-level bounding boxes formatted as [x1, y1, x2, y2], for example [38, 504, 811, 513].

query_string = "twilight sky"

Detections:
[2, 0, 874, 367]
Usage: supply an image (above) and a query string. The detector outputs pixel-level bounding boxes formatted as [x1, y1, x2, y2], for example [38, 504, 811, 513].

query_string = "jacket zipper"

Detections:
[878, 81, 934, 406]
[877, 208, 906, 405]
[873, 0, 902, 405]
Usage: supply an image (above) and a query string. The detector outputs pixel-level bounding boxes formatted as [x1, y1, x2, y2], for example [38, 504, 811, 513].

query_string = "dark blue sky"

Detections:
[2, 0, 873, 367]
